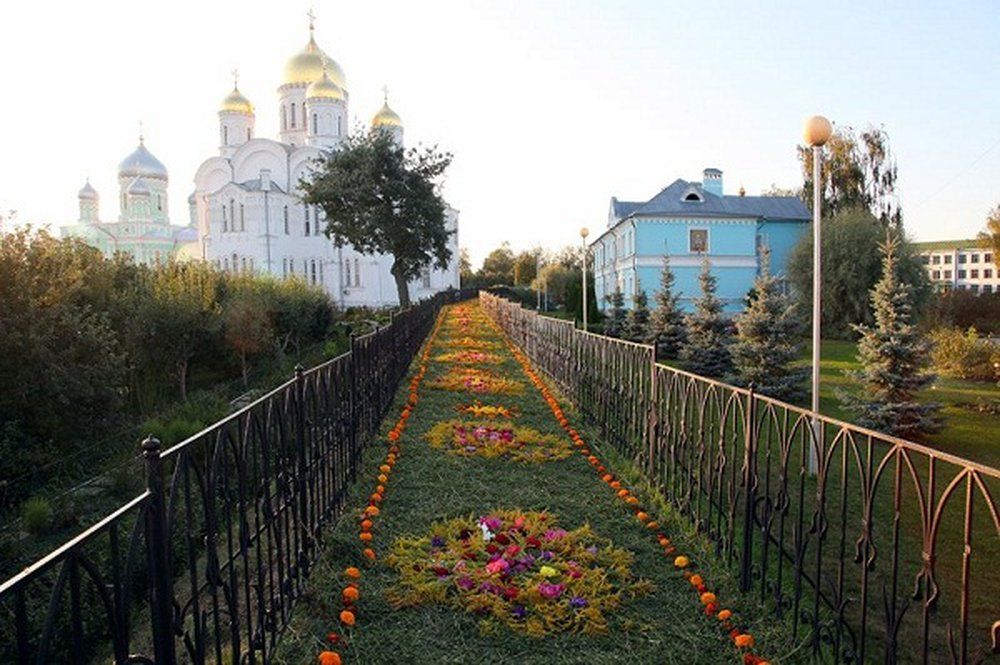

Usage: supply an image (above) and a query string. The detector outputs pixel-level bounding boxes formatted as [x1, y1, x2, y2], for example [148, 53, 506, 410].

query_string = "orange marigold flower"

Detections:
[342, 586, 360, 602]
[379, 464, 391, 474]
[365, 506, 380, 517]
[370, 493, 383, 504]
[689, 575, 703, 587]
[636, 512, 649, 522]
[734, 634, 754, 648]
[359, 532, 373, 543]
[617, 489, 630, 498]
[376, 485, 385, 494]
[318, 650, 342, 665]
[674, 556, 690, 568]
[700, 592, 717, 605]
[646, 521, 659, 529]
[602, 474, 614, 483]
[625, 496, 639, 505]
[339, 609, 356, 626]
[378, 474, 388, 484]
[610, 481, 622, 489]
[387, 430, 400, 442]
[363, 548, 376, 560]
[717, 609, 732, 621]
[361, 519, 373, 531]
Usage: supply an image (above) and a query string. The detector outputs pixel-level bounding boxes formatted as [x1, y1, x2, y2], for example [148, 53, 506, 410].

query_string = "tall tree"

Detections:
[224, 282, 275, 388]
[458, 247, 475, 287]
[302, 129, 453, 308]
[646, 256, 686, 359]
[512, 248, 541, 286]
[680, 258, 733, 378]
[838, 234, 941, 438]
[624, 290, 651, 342]
[799, 124, 901, 227]
[787, 208, 931, 340]
[603, 288, 626, 338]
[478, 242, 516, 285]
[731, 249, 807, 402]
[977, 203, 1000, 266]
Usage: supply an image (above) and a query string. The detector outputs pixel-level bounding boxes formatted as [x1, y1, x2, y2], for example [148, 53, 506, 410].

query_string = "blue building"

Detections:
[592, 168, 810, 313]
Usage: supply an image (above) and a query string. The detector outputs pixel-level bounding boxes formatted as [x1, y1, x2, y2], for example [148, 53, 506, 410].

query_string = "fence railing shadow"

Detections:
[481, 291, 1000, 665]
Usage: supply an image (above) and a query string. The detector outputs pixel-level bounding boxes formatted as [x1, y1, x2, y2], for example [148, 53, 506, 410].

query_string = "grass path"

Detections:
[275, 302, 788, 664]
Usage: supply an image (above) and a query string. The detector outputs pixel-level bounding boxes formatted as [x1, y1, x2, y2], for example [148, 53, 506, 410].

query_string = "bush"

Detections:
[929, 327, 1000, 381]
[20, 496, 52, 536]
[923, 290, 1000, 334]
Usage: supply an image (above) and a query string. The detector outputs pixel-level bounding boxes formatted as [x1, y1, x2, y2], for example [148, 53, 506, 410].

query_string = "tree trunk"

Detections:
[241, 350, 249, 389]
[177, 358, 189, 402]
[391, 261, 411, 309]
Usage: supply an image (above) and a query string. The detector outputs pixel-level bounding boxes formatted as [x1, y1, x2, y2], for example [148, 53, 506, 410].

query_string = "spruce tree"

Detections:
[838, 233, 942, 438]
[731, 249, 807, 402]
[646, 255, 686, 358]
[603, 288, 626, 338]
[680, 258, 733, 378]
[624, 290, 651, 342]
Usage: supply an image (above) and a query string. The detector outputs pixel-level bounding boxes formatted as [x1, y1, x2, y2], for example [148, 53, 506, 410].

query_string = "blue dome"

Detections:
[118, 140, 168, 180]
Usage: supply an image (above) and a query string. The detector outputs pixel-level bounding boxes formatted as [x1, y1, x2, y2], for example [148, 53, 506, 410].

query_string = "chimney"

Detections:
[260, 168, 271, 192]
[702, 168, 723, 197]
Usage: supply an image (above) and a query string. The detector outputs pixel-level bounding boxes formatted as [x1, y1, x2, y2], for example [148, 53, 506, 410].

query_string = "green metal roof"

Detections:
[911, 239, 981, 251]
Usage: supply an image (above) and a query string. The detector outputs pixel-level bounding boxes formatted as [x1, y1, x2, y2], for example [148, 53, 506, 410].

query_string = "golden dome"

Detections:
[284, 33, 346, 89]
[220, 86, 254, 114]
[306, 70, 344, 101]
[372, 101, 402, 128]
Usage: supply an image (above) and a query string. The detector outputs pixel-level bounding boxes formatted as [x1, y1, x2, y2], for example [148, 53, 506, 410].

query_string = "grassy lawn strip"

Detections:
[275, 302, 794, 664]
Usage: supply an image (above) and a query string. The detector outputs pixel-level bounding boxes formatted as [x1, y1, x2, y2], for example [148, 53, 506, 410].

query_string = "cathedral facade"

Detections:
[191, 18, 460, 308]
[63, 138, 198, 265]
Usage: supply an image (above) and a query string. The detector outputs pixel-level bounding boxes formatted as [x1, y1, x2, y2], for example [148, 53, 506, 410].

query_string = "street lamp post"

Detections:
[580, 227, 590, 331]
[804, 115, 833, 470]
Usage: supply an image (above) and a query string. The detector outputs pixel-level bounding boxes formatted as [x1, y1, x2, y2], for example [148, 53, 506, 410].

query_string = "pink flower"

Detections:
[537, 582, 565, 599]
[485, 558, 510, 574]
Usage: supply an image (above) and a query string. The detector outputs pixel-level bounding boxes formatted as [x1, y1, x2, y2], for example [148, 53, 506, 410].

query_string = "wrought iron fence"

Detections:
[481, 292, 1000, 665]
[0, 289, 472, 664]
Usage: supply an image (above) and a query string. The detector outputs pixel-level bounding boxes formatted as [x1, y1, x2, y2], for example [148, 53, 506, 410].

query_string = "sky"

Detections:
[0, 0, 997, 268]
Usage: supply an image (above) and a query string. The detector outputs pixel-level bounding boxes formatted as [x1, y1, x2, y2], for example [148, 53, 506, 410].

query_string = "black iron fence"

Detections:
[0, 289, 472, 664]
[481, 292, 1000, 665]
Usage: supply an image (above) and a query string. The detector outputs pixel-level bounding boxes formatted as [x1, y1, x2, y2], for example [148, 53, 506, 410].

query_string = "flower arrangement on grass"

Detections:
[433, 350, 504, 364]
[386, 510, 652, 637]
[434, 336, 502, 350]
[425, 420, 573, 462]
[424, 366, 525, 395]
[457, 401, 519, 419]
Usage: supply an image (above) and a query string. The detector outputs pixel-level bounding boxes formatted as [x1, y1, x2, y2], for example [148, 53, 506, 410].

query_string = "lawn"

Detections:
[808, 339, 1000, 469]
[274, 303, 792, 664]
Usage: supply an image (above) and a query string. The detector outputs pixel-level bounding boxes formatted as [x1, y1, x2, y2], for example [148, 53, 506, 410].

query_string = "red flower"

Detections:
[495, 533, 510, 545]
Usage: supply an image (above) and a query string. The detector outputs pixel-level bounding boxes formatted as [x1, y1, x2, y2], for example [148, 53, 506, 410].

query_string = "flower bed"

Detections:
[433, 350, 504, 364]
[424, 366, 525, 395]
[456, 401, 519, 419]
[386, 510, 651, 637]
[425, 419, 572, 462]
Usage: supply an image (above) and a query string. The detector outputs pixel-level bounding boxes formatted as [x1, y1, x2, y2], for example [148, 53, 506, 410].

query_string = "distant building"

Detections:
[592, 169, 810, 312]
[191, 15, 459, 308]
[62, 138, 198, 265]
[912, 239, 999, 294]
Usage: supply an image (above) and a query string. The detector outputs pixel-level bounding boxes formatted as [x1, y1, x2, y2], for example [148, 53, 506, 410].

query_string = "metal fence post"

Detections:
[647, 346, 657, 479]
[142, 436, 176, 664]
[739, 384, 758, 593]
[294, 364, 311, 573]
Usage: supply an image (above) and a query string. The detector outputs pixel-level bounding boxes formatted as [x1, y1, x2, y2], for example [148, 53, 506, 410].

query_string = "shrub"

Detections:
[20, 496, 52, 536]
[929, 327, 1000, 382]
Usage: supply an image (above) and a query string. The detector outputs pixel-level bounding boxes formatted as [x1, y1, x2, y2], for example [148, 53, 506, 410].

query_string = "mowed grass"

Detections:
[807, 339, 1000, 469]
[274, 304, 796, 664]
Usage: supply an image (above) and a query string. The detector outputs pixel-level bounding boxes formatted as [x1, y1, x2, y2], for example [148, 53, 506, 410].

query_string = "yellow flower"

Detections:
[539, 565, 558, 578]
[673, 556, 689, 568]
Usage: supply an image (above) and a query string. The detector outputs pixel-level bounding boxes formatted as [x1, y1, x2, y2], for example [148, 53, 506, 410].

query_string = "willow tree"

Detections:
[302, 130, 453, 308]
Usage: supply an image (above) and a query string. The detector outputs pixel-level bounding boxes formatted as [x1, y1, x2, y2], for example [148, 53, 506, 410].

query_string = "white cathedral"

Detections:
[191, 17, 460, 308]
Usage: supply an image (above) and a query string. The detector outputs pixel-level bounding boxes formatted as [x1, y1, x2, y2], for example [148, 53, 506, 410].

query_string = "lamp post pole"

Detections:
[580, 227, 590, 331]
[804, 115, 832, 471]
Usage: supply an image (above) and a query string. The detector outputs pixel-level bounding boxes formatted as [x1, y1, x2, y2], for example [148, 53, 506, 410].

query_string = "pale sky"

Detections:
[1, 0, 997, 268]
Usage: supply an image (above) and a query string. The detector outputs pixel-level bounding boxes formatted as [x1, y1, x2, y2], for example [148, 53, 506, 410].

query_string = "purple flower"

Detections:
[479, 516, 503, 532]
[457, 576, 475, 591]
[585, 545, 598, 555]
[430, 536, 446, 548]
[511, 605, 527, 620]
[464, 445, 478, 453]
[540, 550, 554, 561]
[570, 596, 588, 609]
[537, 582, 565, 599]
[544, 528, 567, 541]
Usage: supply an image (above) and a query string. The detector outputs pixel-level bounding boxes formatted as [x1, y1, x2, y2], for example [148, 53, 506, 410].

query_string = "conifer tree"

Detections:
[603, 288, 626, 338]
[680, 258, 733, 378]
[838, 234, 942, 437]
[646, 255, 686, 358]
[731, 249, 807, 402]
[624, 290, 650, 342]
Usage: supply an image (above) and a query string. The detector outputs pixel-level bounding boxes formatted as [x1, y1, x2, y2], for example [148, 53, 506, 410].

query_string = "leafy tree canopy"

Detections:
[302, 129, 453, 307]
[977, 203, 1000, 266]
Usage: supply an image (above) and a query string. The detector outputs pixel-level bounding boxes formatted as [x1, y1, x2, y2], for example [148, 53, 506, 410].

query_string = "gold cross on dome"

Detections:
[307, 8, 316, 31]
[232, 68, 240, 89]
[382, 85, 389, 103]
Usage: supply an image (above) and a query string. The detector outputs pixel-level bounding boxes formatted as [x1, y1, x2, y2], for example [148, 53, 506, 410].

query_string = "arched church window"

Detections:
[223, 125, 228, 145]
[354, 258, 360, 286]
[319, 261, 324, 285]
[313, 113, 318, 134]
[311, 259, 317, 285]
[239, 204, 245, 231]
[290, 103, 297, 128]
[222, 205, 228, 232]
[229, 199, 235, 228]
[302, 104, 307, 129]
[337, 116, 342, 136]
[281, 106, 287, 130]
[241, 257, 247, 273]
[345, 259, 351, 287]
[233, 253, 239, 273]
[283, 206, 289, 234]
[157, 195, 162, 211]
[224, 257, 229, 272]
